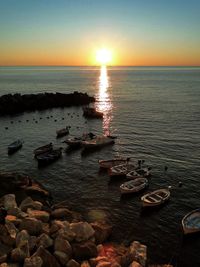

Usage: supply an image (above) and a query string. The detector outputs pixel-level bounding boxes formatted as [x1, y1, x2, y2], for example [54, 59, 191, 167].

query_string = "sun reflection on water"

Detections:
[96, 65, 113, 135]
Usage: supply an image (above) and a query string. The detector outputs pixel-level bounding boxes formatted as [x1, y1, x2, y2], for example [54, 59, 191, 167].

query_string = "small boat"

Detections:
[83, 106, 103, 119]
[98, 157, 130, 169]
[82, 135, 115, 150]
[33, 143, 53, 156]
[36, 148, 62, 166]
[64, 132, 96, 148]
[8, 139, 23, 154]
[109, 163, 136, 177]
[56, 127, 70, 138]
[127, 167, 151, 180]
[120, 178, 148, 194]
[141, 188, 170, 207]
[182, 209, 200, 234]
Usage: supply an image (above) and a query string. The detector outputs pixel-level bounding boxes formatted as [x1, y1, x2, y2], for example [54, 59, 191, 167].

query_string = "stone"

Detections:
[28, 236, 37, 252]
[57, 226, 75, 242]
[66, 259, 80, 267]
[19, 218, 42, 235]
[19, 197, 42, 212]
[27, 209, 50, 223]
[37, 233, 53, 248]
[72, 240, 97, 260]
[111, 263, 121, 267]
[3, 194, 17, 210]
[90, 222, 112, 244]
[11, 241, 29, 262]
[96, 262, 111, 267]
[5, 215, 21, 226]
[0, 240, 13, 256]
[24, 256, 43, 267]
[42, 223, 50, 235]
[7, 208, 27, 219]
[54, 251, 69, 265]
[16, 230, 29, 247]
[0, 254, 7, 264]
[54, 237, 72, 256]
[80, 261, 91, 267]
[33, 246, 60, 267]
[70, 222, 95, 242]
[51, 208, 72, 219]
[129, 261, 142, 267]
[129, 241, 147, 267]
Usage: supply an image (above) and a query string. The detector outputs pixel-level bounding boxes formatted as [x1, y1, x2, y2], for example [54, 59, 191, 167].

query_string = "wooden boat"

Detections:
[82, 135, 115, 150]
[120, 178, 148, 194]
[36, 148, 62, 166]
[83, 106, 103, 119]
[33, 143, 53, 156]
[182, 209, 200, 234]
[64, 132, 96, 148]
[8, 139, 23, 154]
[56, 127, 70, 138]
[109, 163, 136, 177]
[141, 188, 170, 207]
[127, 167, 151, 180]
[98, 157, 130, 169]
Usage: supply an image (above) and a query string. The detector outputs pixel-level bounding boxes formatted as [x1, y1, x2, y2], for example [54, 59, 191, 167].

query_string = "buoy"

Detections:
[178, 181, 183, 187]
[54, 119, 57, 122]
[62, 118, 64, 120]
[168, 185, 172, 189]
[5, 127, 8, 130]
[50, 115, 53, 118]
[164, 166, 168, 171]
[35, 121, 38, 123]
[26, 120, 29, 122]
[40, 117, 42, 120]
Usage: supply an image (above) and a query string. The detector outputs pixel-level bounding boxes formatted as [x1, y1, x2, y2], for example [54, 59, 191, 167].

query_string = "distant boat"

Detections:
[98, 157, 130, 169]
[64, 132, 96, 148]
[33, 143, 53, 156]
[83, 106, 103, 119]
[82, 135, 115, 150]
[56, 127, 70, 138]
[182, 209, 200, 234]
[109, 163, 136, 178]
[141, 188, 170, 207]
[126, 167, 151, 180]
[120, 178, 148, 194]
[36, 148, 62, 166]
[8, 139, 23, 154]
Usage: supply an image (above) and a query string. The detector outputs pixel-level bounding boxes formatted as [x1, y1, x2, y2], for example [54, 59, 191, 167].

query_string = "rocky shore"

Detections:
[0, 172, 172, 267]
[0, 92, 95, 116]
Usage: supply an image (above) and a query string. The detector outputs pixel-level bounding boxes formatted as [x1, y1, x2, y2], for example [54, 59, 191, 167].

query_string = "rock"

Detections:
[19, 218, 42, 235]
[111, 263, 121, 267]
[66, 259, 80, 267]
[57, 227, 75, 242]
[0, 240, 13, 256]
[72, 240, 97, 260]
[27, 209, 50, 223]
[41, 223, 50, 235]
[24, 256, 43, 267]
[50, 220, 64, 235]
[5, 221, 18, 239]
[11, 241, 29, 262]
[37, 233, 53, 248]
[54, 251, 69, 265]
[96, 262, 111, 267]
[0, 264, 20, 267]
[129, 262, 142, 267]
[20, 197, 43, 212]
[70, 222, 95, 242]
[80, 261, 91, 267]
[16, 230, 29, 247]
[25, 185, 49, 198]
[5, 215, 21, 226]
[54, 237, 72, 256]
[90, 222, 112, 244]
[51, 208, 73, 219]
[0, 255, 7, 264]
[3, 194, 17, 210]
[129, 241, 147, 267]
[33, 246, 60, 267]
[50, 220, 75, 241]
[28, 236, 37, 252]
[7, 207, 27, 219]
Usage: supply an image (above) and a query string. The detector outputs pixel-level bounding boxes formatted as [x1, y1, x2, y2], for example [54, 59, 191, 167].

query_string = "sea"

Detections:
[0, 66, 200, 266]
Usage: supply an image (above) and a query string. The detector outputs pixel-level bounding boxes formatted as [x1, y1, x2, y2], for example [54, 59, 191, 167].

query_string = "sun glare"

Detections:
[96, 49, 112, 65]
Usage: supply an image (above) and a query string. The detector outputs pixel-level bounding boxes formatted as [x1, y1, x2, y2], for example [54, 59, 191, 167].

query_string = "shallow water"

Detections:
[0, 66, 200, 266]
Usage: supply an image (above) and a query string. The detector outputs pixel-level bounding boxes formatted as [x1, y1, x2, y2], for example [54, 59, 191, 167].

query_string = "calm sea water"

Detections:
[0, 66, 200, 266]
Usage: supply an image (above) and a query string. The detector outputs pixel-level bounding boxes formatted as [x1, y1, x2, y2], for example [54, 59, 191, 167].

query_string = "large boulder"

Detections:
[50, 220, 75, 241]
[70, 222, 95, 242]
[19, 218, 43, 235]
[19, 197, 43, 212]
[90, 222, 112, 244]
[72, 241, 97, 260]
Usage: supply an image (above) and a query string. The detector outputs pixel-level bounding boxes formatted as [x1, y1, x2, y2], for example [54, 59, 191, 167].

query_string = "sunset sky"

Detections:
[0, 0, 200, 66]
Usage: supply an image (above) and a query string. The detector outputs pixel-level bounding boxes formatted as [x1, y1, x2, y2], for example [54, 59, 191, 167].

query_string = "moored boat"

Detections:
[127, 167, 151, 180]
[83, 106, 103, 118]
[82, 135, 115, 150]
[109, 163, 136, 178]
[182, 209, 200, 234]
[33, 143, 53, 156]
[8, 139, 23, 154]
[141, 188, 170, 207]
[36, 147, 62, 166]
[56, 127, 70, 138]
[120, 178, 148, 194]
[64, 132, 96, 148]
[98, 157, 130, 169]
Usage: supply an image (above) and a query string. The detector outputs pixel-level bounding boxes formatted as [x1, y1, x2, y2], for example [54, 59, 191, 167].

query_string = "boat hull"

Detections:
[182, 209, 200, 235]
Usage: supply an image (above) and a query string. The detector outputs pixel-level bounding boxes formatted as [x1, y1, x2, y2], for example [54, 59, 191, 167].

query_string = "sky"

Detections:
[0, 0, 200, 66]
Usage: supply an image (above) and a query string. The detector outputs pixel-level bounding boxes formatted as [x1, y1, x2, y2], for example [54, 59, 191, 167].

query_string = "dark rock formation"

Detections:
[0, 92, 95, 116]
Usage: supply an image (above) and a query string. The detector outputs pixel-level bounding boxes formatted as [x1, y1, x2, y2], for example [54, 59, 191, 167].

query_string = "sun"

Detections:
[96, 48, 112, 65]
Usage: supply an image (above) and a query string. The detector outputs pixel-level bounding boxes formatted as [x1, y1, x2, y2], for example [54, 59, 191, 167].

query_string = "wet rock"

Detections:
[54, 251, 70, 265]
[5, 215, 21, 226]
[0, 240, 13, 256]
[37, 233, 53, 248]
[25, 185, 49, 198]
[16, 230, 29, 247]
[27, 209, 50, 223]
[72, 240, 97, 260]
[5, 222, 18, 239]
[96, 262, 111, 267]
[19, 218, 43, 235]
[11, 241, 29, 262]
[51, 208, 73, 219]
[111, 263, 121, 267]
[66, 259, 80, 267]
[91, 222, 112, 244]
[129, 261, 142, 267]
[130, 241, 147, 267]
[0, 254, 7, 264]
[33, 246, 60, 267]
[20, 197, 43, 212]
[54, 237, 72, 256]
[70, 222, 95, 242]
[41, 223, 50, 235]
[80, 261, 91, 267]
[7, 207, 27, 219]
[28, 236, 37, 252]
[3, 194, 17, 210]
[24, 256, 43, 267]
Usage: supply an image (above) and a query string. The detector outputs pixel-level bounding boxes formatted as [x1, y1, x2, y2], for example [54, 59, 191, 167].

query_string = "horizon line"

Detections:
[0, 65, 200, 68]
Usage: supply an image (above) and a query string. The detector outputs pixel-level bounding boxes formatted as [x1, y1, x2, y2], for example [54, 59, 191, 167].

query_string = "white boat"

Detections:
[182, 209, 200, 234]
[33, 143, 53, 156]
[65, 132, 96, 148]
[120, 178, 148, 194]
[56, 127, 70, 138]
[8, 139, 23, 154]
[109, 163, 136, 177]
[82, 135, 115, 150]
[141, 188, 170, 207]
[98, 157, 130, 169]
[127, 167, 151, 180]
